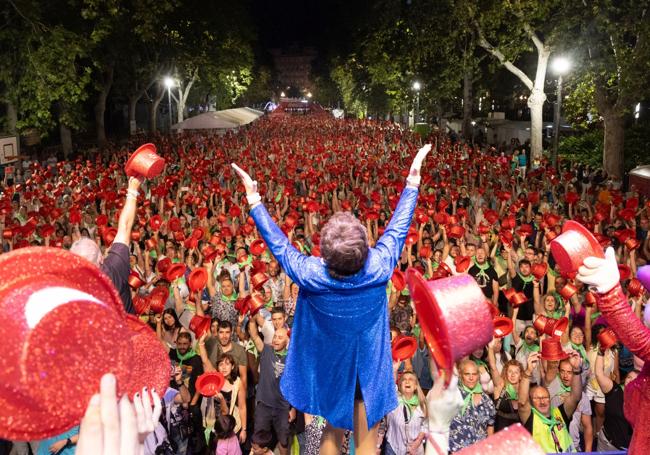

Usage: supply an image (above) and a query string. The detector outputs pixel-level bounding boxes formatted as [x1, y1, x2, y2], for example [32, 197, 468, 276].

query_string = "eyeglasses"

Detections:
[532, 396, 550, 401]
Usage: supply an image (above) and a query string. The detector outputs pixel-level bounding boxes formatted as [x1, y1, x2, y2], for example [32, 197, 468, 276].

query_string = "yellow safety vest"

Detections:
[531, 407, 574, 453]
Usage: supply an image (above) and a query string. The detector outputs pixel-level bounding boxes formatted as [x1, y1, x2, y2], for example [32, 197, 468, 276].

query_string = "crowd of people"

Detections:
[1, 112, 649, 455]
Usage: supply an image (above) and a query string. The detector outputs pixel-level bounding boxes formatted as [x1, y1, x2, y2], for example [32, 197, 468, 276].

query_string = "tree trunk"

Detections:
[94, 63, 114, 146]
[128, 95, 139, 135]
[148, 83, 165, 133]
[6, 101, 17, 135]
[528, 47, 550, 161]
[462, 67, 473, 139]
[60, 123, 72, 159]
[602, 112, 625, 181]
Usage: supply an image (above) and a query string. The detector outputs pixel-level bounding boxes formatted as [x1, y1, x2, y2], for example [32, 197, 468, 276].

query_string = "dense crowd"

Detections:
[1, 113, 648, 455]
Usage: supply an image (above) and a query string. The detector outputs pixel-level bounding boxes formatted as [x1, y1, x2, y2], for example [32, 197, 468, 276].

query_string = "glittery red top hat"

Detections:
[196, 372, 225, 397]
[540, 338, 569, 361]
[125, 143, 166, 179]
[455, 423, 544, 455]
[406, 270, 493, 385]
[550, 220, 604, 275]
[188, 267, 208, 292]
[531, 263, 547, 280]
[0, 247, 169, 441]
[391, 335, 417, 362]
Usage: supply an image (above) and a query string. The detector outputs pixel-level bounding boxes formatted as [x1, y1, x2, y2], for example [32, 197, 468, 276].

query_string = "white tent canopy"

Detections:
[171, 107, 263, 130]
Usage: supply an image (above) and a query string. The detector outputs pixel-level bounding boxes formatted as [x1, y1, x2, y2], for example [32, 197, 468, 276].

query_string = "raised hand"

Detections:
[406, 144, 432, 187]
[231, 163, 258, 196]
[576, 246, 619, 294]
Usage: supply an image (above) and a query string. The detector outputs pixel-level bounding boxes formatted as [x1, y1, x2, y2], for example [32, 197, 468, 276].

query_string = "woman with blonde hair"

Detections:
[488, 342, 524, 431]
[382, 371, 428, 454]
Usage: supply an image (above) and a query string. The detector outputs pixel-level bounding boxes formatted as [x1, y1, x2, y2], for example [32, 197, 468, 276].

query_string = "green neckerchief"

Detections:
[472, 257, 490, 271]
[399, 394, 420, 421]
[275, 348, 288, 357]
[531, 406, 560, 428]
[314, 416, 325, 427]
[505, 383, 518, 401]
[518, 272, 534, 284]
[591, 311, 601, 321]
[220, 291, 238, 302]
[548, 267, 560, 278]
[432, 261, 440, 269]
[176, 348, 197, 366]
[559, 382, 571, 394]
[570, 342, 589, 368]
[412, 324, 421, 340]
[522, 341, 540, 353]
[461, 383, 483, 415]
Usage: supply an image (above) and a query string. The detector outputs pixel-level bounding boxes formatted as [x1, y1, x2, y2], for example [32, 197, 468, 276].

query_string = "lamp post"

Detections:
[412, 81, 421, 124]
[551, 57, 570, 167]
[164, 76, 174, 132]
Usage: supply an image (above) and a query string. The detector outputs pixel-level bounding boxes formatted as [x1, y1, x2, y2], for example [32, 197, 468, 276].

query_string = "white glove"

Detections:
[406, 144, 432, 187]
[426, 373, 463, 431]
[576, 246, 620, 294]
[231, 163, 260, 205]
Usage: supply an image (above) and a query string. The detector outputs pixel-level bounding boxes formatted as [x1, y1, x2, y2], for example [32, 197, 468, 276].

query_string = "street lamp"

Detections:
[164, 77, 175, 132]
[412, 81, 421, 123]
[551, 57, 571, 167]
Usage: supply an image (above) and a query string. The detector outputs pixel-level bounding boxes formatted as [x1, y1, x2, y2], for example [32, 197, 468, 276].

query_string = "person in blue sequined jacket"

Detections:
[232, 143, 431, 454]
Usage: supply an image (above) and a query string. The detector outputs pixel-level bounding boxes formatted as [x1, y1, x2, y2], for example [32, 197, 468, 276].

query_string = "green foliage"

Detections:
[330, 57, 368, 118]
[558, 130, 603, 168]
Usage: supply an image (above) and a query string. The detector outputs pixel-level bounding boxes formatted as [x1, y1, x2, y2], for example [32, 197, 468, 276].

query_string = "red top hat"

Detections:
[405, 232, 419, 245]
[192, 228, 204, 240]
[251, 272, 269, 290]
[234, 296, 250, 315]
[96, 214, 108, 226]
[157, 257, 172, 274]
[248, 291, 267, 315]
[618, 264, 631, 281]
[188, 267, 208, 292]
[550, 220, 604, 275]
[125, 143, 166, 179]
[133, 294, 150, 315]
[419, 246, 432, 259]
[454, 255, 471, 273]
[168, 217, 182, 232]
[0, 247, 169, 441]
[625, 237, 640, 250]
[128, 271, 145, 289]
[406, 270, 493, 385]
[433, 212, 449, 225]
[559, 282, 578, 300]
[148, 286, 169, 313]
[149, 215, 163, 231]
[250, 239, 267, 256]
[597, 328, 618, 351]
[189, 314, 211, 338]
[531, 263, 547, 280]
[540, 338, 569, 361]
[391, 269, 406, 291]
[493, 316, 513, 338]
[455, 423, 544, 455]
[166, 263, 186, 282]
[584, 291, 597, 306]
[508, 291, 528, 308]
[391, 335, 417, 362]
[195, 372, 225, 397]
[447, 225, 465, 239]
[201, 245, 219, 262]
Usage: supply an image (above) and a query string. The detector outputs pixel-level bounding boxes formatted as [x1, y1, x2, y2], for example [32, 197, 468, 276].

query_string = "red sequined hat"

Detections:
[455, 423, 544, 454]
[391, 335, 417, 362]
[0, 247, 169, 441]
[550, 220, 604, 275]
[406, 270, 493, 385]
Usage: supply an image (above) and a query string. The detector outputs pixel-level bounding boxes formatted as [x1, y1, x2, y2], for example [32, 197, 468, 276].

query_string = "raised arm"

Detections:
[562, 352, 584, 418]
[518, 352, 540, 424]
[113, 177, 142, 247]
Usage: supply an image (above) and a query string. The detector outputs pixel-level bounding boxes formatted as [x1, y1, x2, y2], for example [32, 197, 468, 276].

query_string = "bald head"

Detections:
[70, 237, 102, 265]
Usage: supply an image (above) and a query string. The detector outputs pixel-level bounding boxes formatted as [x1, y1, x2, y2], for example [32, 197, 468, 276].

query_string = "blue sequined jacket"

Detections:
[250, 186, 419, 430]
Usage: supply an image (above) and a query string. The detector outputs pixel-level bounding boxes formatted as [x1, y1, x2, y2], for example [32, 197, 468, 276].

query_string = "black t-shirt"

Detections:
[512, 274, 535, 321]
[468, 264, 499, 299]
[603, 386, 632, 449]
[257, 345, 290, 409]
[100, 242, 134, 314]
[169, 350, 204, 397]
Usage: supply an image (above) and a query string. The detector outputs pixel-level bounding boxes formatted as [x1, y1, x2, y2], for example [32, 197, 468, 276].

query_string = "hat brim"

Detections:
[196, 372, 225, 397]
[551, 220, 604, 274]
[406, 269, 453, 384]
[0, 247, 169, 441]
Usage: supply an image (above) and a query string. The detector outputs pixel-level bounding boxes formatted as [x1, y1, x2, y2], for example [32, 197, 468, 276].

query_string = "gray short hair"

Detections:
[320, 212, 368, 278]
[70, 237, 102, 265]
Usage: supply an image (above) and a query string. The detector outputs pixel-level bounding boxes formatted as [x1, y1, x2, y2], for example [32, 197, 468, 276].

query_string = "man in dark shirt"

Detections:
[70, 176, 141, 314]
[169, 332, 203, 396]
[468, 246, 499, 306]
[507, 249, 535, 334]
[248, 317, 293, 455]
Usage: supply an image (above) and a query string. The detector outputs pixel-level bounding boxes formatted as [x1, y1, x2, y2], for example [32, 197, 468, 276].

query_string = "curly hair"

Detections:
[320, 212, 369, 279]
